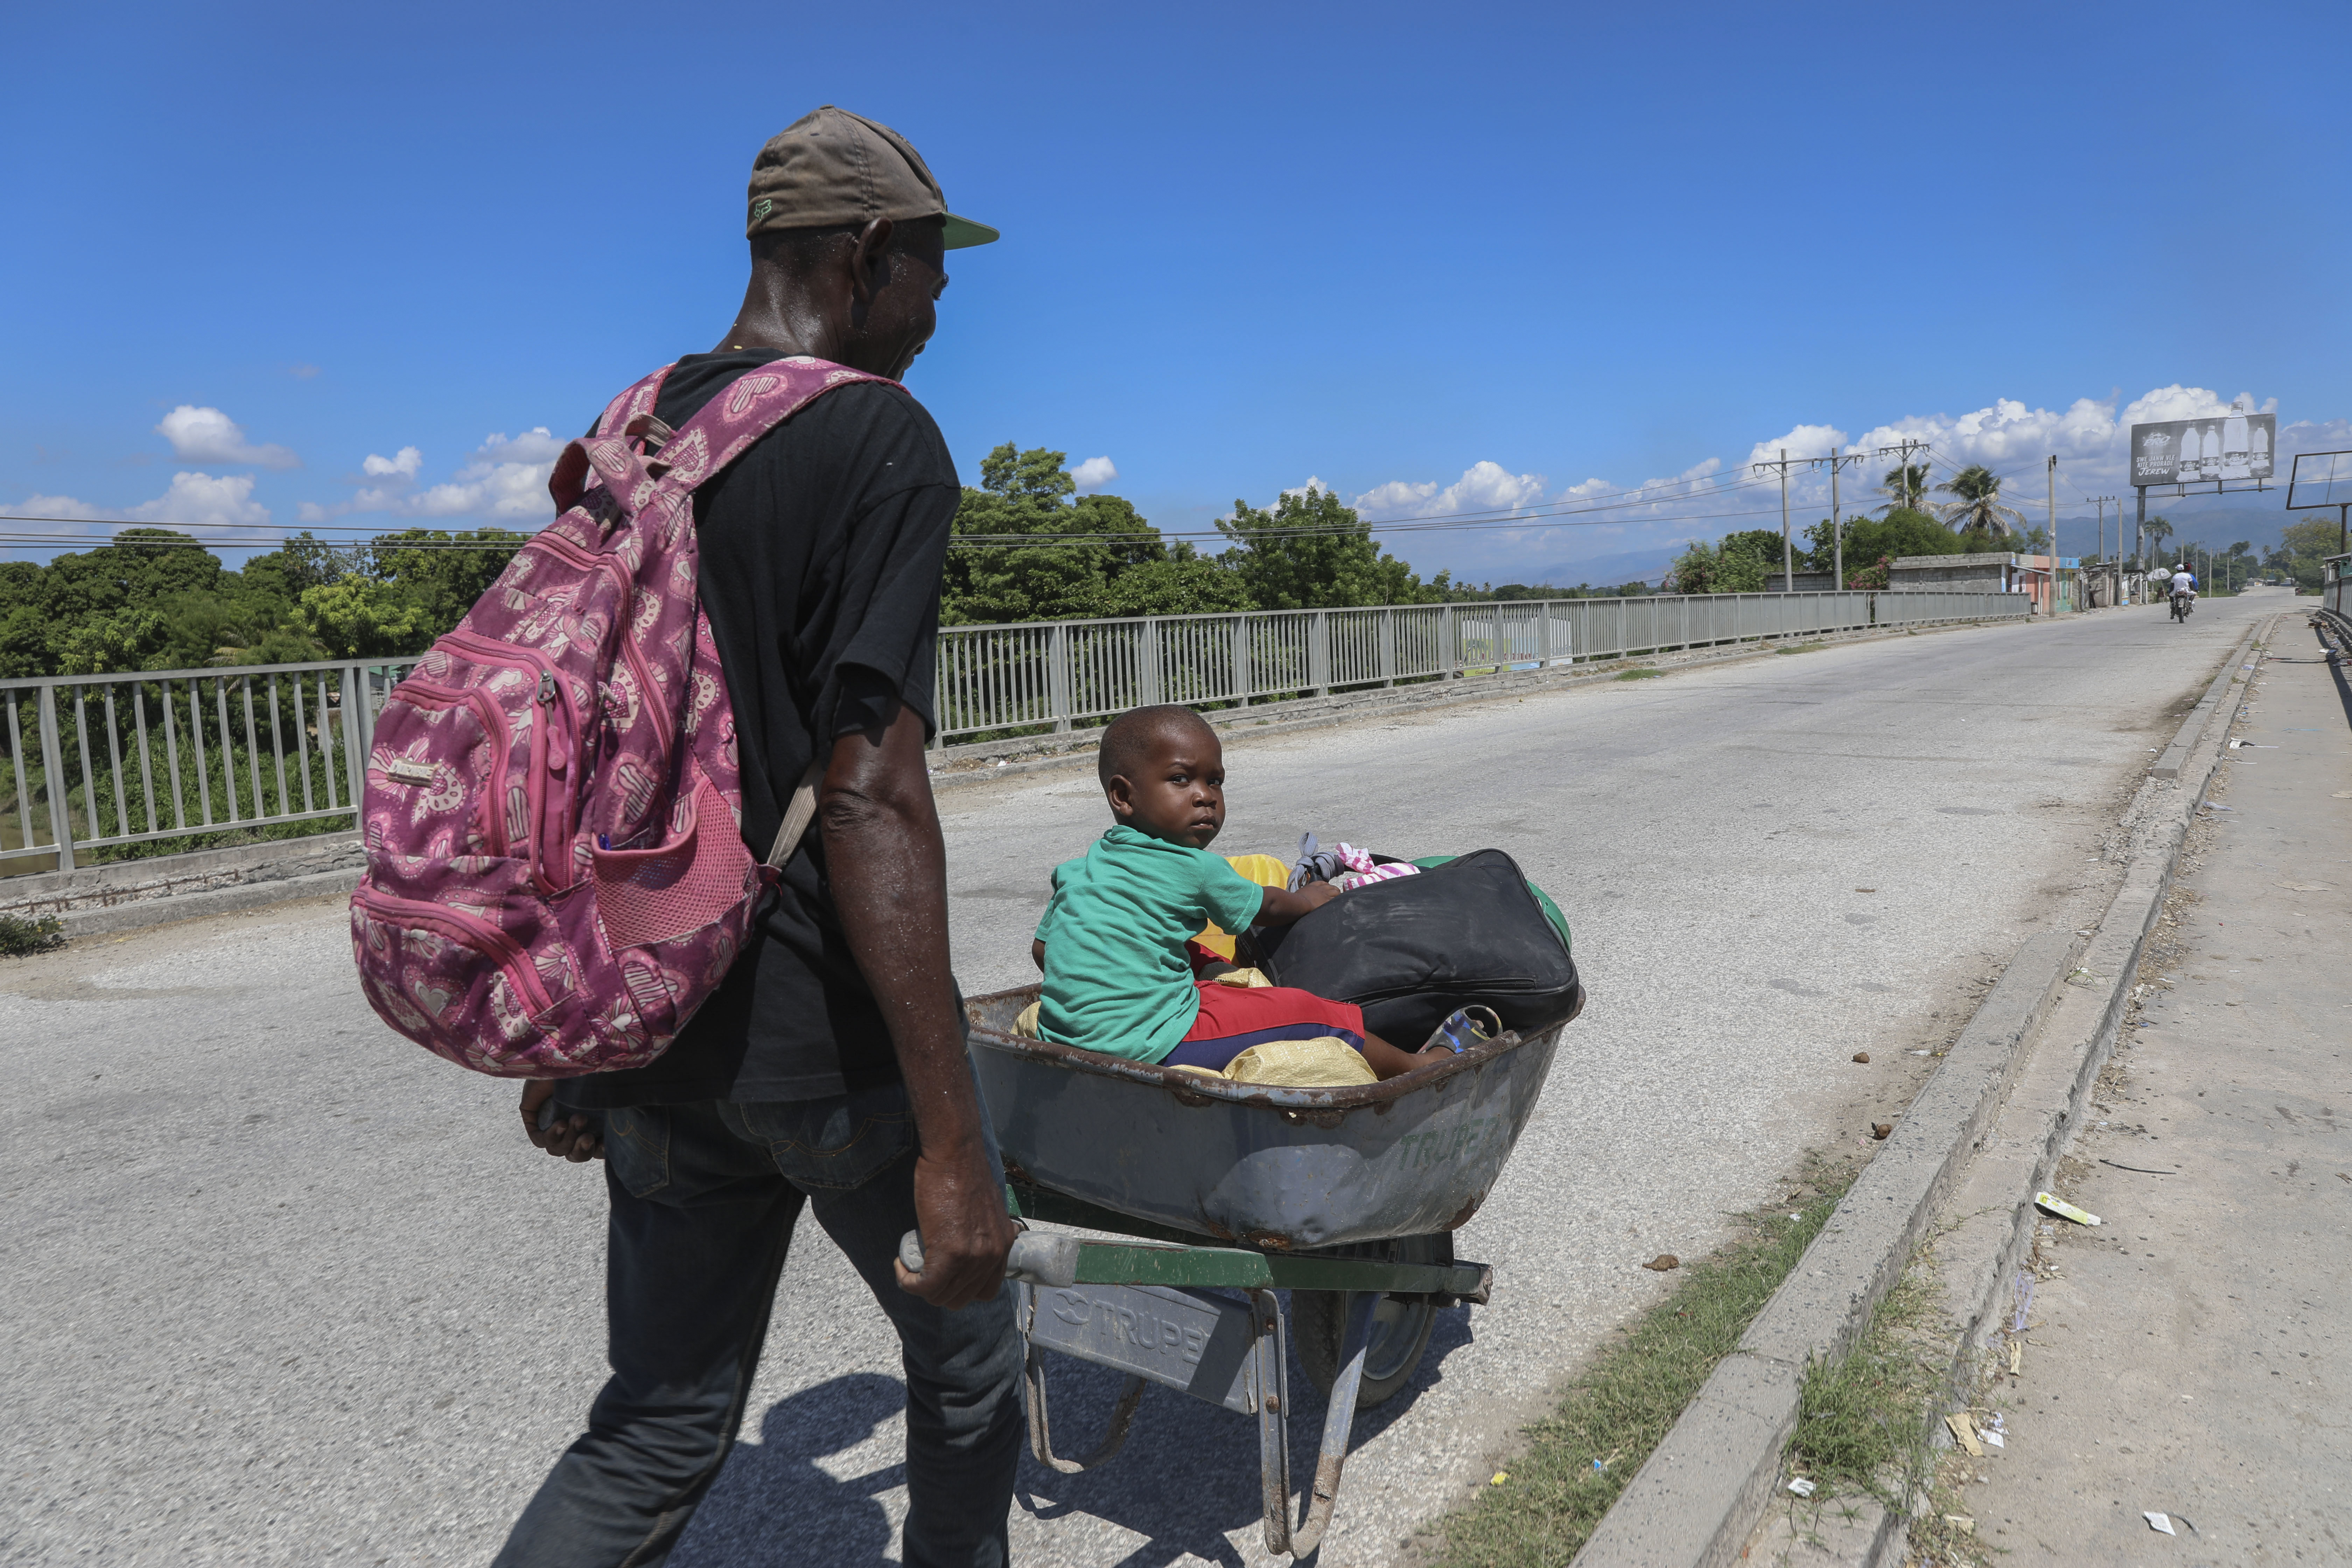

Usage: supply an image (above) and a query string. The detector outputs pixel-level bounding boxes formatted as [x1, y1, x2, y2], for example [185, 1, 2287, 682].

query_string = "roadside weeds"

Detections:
[1423, 1168, 1856, 1567]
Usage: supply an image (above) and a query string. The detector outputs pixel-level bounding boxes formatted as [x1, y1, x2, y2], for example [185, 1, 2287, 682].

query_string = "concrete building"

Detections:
[1889, 552, 2075, 614]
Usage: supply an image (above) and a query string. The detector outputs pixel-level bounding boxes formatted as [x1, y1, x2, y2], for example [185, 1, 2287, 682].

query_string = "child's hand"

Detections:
[1301, 881, 1343, 911]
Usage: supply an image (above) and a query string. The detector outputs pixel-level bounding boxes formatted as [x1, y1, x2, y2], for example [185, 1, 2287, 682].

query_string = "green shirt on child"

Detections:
[1032, 825, 1268, 1062]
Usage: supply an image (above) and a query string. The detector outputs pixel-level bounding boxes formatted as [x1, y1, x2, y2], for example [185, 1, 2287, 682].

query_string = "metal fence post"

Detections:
[1310, 610, 1330, 696]
[1536, 602, 1552, 667]
[1231, 615, 1251, 704]
[1049, 623, 1071, 733]
[338, 664, 367, 808]
[1380, 608, 1396, 686]
[1140, 620, 1162, 707]
[37, 683, 74, 872]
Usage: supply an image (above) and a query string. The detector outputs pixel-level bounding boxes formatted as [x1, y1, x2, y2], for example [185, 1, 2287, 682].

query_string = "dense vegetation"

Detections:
[1, 447, 1656, 682]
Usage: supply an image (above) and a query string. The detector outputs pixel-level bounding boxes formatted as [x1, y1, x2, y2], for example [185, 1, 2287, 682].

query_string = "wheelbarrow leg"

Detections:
[1263, 1288, 1377, 1558]
[1023, 1345, 1147, 1473]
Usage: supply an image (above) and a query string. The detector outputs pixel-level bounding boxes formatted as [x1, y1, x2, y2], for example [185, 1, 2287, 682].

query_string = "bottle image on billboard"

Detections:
[2222, 414, 2250, 479]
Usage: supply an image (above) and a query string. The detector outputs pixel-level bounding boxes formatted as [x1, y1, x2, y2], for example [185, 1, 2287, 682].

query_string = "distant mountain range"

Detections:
[2054, 500, 2312, 561]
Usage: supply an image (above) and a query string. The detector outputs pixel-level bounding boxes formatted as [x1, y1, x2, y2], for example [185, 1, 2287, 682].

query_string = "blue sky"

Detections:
[7, 1, 2346, 586]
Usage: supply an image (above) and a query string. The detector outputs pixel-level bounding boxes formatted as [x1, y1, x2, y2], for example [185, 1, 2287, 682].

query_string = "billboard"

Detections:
[2285, 450, 2352, 511]
[2129, 413, 2275, 487]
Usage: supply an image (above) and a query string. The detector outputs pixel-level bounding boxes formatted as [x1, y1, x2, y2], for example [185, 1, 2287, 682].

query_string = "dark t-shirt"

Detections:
[564, 351, 959, 1108]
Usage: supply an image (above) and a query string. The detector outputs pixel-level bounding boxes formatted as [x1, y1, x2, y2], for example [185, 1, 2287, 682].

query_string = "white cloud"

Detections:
[478, 428, 566, 464]
[6, 491, 107, 522]
[1070, 455, 1118, 491]
[362, 446, 423, 480]
[309, 427, 563, 523]
[5, 476, 269, 543]
[155, 405, 300, 469]
[129, 471, 271, 532]
[1354, 460, 1550, 520]
[1744, 424, 1850, 469]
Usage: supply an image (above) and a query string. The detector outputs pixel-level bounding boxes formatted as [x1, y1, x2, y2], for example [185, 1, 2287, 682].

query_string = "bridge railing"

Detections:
[932, 590, 2028, 743]
[2, 589, 2028, 875]
[1, 657, 419, 875]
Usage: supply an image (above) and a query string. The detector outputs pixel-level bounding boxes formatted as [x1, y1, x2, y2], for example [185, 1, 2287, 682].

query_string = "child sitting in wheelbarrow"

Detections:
[1028, 704, 1461, 1080]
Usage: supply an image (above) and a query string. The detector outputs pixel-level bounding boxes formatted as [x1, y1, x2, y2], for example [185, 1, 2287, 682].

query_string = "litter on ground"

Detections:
[1786, 1477, 1816, 1497]
[2034, 1192, 2102, 1226]
[2145, 1511, 2176, 1536]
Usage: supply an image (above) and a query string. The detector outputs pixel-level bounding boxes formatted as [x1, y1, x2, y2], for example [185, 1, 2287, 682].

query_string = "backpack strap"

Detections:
[766, 758, 824, 869]
[636, 356, 901, 499]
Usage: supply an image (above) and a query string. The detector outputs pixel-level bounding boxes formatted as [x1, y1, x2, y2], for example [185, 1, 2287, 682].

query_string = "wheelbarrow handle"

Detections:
[898, 1228, 1082, 1289]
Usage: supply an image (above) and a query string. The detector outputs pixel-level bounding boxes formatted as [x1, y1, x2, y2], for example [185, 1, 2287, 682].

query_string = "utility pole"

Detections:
[1749, 447, 1797, 591]
[2086, 495, 2118, 606]
[2046, 455, 2060, 614]
[1808, 446, 1869, 588]
[1873, 438, 1932, 512]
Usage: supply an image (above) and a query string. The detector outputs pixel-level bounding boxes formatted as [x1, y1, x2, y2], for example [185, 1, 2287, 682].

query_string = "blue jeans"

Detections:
[493, 1085, 1023, 1568]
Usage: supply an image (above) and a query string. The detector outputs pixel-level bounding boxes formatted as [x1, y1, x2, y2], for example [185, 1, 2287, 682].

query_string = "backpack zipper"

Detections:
[351, 888, 556, 1016]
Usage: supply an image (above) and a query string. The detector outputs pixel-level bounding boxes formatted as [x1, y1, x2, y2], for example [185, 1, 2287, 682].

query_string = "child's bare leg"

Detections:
[1359, 1032, 1451, 1080]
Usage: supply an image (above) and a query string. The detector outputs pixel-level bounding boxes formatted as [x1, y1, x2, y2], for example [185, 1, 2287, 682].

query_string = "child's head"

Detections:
[1097, 705, 1225, 848]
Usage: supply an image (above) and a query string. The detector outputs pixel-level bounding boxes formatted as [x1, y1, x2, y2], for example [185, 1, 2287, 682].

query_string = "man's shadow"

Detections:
[662, 1300, 1475, 1566]
[668, 1373, 908, 1568]
[1011, 1296, 1476, 1568]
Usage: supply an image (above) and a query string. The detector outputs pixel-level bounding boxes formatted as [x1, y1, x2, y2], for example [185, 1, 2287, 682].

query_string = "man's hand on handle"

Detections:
[895, 1142, 1020, 1311]
[519, 1079, 604, 1162]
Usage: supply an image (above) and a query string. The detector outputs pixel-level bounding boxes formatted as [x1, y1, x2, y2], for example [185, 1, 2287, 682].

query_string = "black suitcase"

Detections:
[1253, 848, 1583, 1045]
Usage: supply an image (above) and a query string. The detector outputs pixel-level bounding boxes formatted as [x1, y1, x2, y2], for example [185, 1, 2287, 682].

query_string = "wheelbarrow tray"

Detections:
[964, 984, 1567, 1250]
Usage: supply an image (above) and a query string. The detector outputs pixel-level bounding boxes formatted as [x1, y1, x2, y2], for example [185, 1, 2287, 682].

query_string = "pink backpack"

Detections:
[350, 357, 888, 1077]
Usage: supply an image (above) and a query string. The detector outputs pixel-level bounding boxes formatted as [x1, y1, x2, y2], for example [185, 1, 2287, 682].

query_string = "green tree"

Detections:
[1801, 507, 1963, 577]
[299, 574, 436, 658]
[1217, 485, 1433, 609]
[2274, 517, 2338, 592]
[2141, 514, 2174, 565]
[943, 444, 1211, 622]
[1931, 465, 2029, 550]
[363, 528, 528, 631]
[1669, 534, 1774, 593]
[1872, 463, 1930, 515]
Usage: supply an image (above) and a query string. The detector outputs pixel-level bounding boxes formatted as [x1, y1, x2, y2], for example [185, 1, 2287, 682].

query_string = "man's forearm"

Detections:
[820, 704, 982, 1155]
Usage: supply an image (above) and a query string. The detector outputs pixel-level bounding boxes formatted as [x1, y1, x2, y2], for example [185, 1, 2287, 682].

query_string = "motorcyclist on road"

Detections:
[2169, 564, 2198, 621]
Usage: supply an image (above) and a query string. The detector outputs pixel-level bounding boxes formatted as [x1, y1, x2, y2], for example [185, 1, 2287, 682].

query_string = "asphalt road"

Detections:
[0, 592, 2273, 1567]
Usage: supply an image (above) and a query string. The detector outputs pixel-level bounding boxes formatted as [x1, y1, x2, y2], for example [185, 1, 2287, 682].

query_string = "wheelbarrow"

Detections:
[904, 982, 1580, 1557]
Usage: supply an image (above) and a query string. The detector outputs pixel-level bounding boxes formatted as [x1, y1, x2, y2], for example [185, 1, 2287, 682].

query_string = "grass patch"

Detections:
[1788, 1260, 1939, 1501]
[1428, 1179, 1850, 1566]
[0, 912, 65, 957]
[1784, 1252, 1989, 1563]
[1614, 667, 1663, 681]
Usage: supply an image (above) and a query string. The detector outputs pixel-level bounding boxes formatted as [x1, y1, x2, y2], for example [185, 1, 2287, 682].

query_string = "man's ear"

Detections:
[847, 216, 895, 321]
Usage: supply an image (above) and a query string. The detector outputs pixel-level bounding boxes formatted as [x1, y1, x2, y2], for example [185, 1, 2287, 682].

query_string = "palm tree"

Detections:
[1932, 465, 2029, 546]
[1872, 463, 1930, 516]
[2141, 514, 2174, 569]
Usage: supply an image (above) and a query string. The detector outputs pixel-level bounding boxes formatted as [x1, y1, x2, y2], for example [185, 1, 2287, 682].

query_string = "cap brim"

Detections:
[941, 212, 1000, 249]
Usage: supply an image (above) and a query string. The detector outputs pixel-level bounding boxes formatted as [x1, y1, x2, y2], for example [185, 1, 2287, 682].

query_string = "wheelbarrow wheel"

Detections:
[1292, 1236, 1444, 1409]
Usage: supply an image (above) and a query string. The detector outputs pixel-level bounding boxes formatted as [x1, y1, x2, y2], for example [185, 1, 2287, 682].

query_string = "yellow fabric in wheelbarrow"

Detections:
[1165, 1035, 1378, 1087]
[1192, 853, 1293, 961]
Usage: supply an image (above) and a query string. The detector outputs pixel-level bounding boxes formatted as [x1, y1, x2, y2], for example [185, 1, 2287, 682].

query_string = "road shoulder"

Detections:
[1959, 614, 2352, 1563]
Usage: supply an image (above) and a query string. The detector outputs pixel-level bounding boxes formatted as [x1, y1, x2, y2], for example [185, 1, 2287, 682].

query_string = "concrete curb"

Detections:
[1568, 616, 2270, 1568]
[930, 611, 2028, 793]
[55, 866, 362, 939]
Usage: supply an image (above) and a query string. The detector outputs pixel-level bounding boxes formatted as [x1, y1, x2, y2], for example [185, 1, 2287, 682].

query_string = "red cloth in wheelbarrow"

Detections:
[1252, 848, 1581, 1046]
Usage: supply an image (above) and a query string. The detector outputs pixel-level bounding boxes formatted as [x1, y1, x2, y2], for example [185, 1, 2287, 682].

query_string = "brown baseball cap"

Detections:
[746, 106, 999, 250]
